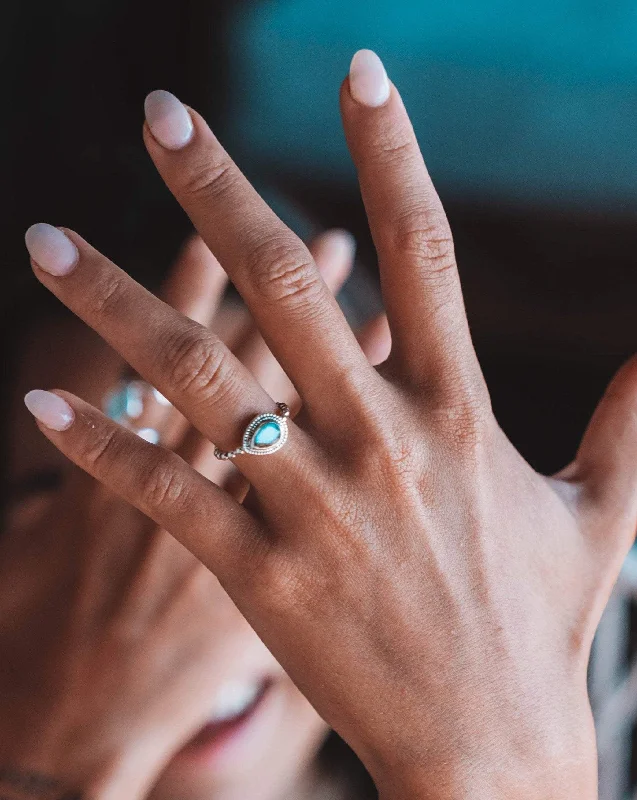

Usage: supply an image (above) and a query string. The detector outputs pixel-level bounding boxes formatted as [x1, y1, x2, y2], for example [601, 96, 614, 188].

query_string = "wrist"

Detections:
[369, 707, 599, 800]
[376, 763, 598, 800]
[373, 742, 598, 800]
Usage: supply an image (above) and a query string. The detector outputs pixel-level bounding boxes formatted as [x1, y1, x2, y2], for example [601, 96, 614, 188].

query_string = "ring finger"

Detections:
[182, 228, 359, 491]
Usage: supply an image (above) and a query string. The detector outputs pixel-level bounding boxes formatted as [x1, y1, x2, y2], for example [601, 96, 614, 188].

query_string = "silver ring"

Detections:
[104, 379, 171, 444]
[214, 402, 291, 460]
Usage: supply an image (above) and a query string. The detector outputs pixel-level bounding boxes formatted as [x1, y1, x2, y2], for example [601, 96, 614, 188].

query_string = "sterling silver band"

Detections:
[214, 402, 291, 460]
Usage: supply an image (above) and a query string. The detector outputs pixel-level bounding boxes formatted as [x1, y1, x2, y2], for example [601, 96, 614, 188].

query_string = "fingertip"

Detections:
[311, 229, 356, 291]
[25, 223, 79, 277]
[144, 89, 194, 151]
[357, 314, 392, 367]
[162, 234, 228, 325]
[180, 233, 224, 275]
[320, 228, 356, 253]
[349, 49, 391, 108]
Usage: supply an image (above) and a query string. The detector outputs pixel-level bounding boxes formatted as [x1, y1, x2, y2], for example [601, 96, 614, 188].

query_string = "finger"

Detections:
[24, 224, 313, 487]
[574, 355, 637, 545]
[239, 228, 358, 400]
[142, 91, 371, 418]
[340, 50, 483, 397]
[310, 228, 356, 290]
[357, 313, 391, 367]
[175, 229, 358, 489]
[122, 237, 232, 595]
[161, 233, 228, 327]
[119, 234, 229, 446]
[22, 389, 261, 580]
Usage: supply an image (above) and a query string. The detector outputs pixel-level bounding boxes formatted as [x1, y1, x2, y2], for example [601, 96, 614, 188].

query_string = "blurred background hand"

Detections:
[1, 228, 388, 800]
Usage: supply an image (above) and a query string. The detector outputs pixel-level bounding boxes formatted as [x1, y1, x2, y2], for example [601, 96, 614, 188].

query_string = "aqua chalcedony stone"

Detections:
[252, 421, 282, 448]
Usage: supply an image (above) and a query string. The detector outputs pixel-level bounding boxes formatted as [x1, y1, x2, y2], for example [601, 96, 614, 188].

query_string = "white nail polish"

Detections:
[25, 223, 79, 276]
[24, 390, 75, 431]
[145, 90, 194, 150]
[349, 50, 391, 108]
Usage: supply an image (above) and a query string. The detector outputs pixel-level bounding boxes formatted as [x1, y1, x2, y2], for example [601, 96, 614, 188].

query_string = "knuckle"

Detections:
[348, 404, 423, 485]
[254, 553, 323, 616]
[89, 272, 127, 318]
[162, 327, 233, 402]
[376, 136, 414, 165]
[393, 210, 456, 281]
[370, 120, 415, 165]
[180, 153, 237, 202]
[140, 457, 189, 512]
[372, 434, 421, 487]
[433, 393, 493, 454]
[77, 425, 120, 469]
[246, 237, 320, 310]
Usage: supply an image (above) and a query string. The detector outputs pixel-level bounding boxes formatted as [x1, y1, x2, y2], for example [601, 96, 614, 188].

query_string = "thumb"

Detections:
[575, 354, 637, 547]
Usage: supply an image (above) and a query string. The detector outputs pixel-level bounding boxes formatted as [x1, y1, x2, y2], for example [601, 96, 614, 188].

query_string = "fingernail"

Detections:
[315, 229, 356, 274]
[25, 224, 79, 276]
[145, 90, 194, 150]
[24, 390, 75, 431]
[349, 50, 390, 108]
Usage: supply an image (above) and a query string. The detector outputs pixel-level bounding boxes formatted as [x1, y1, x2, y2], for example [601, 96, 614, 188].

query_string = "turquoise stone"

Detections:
[252, 421, 281, 448]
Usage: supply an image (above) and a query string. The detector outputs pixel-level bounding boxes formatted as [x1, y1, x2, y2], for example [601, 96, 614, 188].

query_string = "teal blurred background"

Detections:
[226, 0, 637, 210]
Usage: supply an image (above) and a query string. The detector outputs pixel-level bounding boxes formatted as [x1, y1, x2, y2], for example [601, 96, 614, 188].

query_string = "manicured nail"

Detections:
[24, 390, 75, 431]
[315, 229, 356, 274]
[25, 224, 79, 276]
[145, 90, 194, 150]
[349, 50, 390, 108]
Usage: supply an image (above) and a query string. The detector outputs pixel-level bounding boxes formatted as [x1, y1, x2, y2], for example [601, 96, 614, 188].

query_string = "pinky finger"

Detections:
[23, 389, 261, 578]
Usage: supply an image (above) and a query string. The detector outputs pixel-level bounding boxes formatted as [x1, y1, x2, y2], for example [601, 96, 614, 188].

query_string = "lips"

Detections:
[180, 678, 272, 758]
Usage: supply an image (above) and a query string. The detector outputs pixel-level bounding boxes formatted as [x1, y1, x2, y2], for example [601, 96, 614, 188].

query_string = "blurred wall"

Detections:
[227, 0, 637, 210]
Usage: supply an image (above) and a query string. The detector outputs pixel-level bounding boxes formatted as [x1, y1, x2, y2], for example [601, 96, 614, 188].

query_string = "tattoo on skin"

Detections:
[0, 768, 81, 800]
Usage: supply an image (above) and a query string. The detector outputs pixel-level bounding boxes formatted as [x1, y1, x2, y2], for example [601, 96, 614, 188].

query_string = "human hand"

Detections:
[6, 228, 384, 800]
[22, 50, 636, 800]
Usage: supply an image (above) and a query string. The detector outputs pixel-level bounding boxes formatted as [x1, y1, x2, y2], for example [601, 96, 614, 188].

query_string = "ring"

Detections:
[214, 402, 290, 460]
[104, 379, 171, 444]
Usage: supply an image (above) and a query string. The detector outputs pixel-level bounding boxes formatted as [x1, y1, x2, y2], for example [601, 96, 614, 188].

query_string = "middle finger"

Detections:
[143, 91, 372, 421]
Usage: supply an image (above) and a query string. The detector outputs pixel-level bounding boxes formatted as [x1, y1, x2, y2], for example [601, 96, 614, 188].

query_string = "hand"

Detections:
[23, 51, 636, 799]
[7, 228, 386, 800]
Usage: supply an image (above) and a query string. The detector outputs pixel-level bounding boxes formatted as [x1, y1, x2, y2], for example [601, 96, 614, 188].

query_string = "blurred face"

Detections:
[6, 313, 329, 800]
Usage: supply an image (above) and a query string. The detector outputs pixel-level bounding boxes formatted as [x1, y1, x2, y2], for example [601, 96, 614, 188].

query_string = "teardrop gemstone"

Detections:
[251, 420, 282, 449]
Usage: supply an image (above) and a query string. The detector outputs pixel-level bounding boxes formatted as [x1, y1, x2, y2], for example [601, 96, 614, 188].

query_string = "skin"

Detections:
[2, 233, 388, 800]
[19, 54, 637, 799]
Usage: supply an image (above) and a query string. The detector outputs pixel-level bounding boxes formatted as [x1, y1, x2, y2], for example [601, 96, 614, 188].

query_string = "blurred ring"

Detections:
[103, 379, 171, 444]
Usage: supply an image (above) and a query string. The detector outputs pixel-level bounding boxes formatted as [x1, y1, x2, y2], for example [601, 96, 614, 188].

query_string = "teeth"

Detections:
[210, 681, 261, 723]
